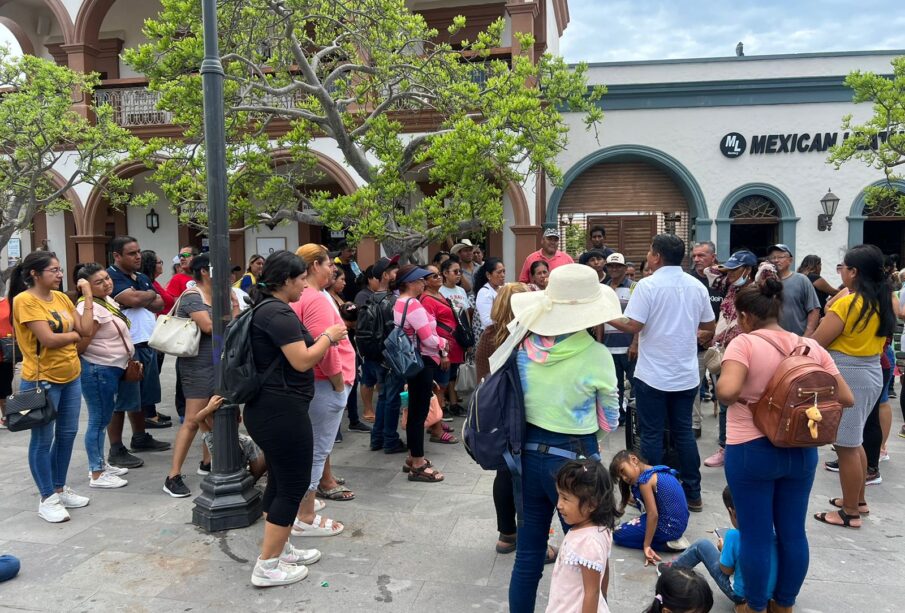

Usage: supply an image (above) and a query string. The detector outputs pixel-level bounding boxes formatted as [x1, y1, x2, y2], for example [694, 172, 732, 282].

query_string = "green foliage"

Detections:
[125, 0, 604, 257]
[829, 56, 905, 210]
[0, 48, 140, 277]
[563, 224, 585, 259]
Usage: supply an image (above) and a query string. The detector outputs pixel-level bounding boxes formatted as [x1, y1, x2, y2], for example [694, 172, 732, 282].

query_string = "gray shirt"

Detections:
[779, 272, 821, 335]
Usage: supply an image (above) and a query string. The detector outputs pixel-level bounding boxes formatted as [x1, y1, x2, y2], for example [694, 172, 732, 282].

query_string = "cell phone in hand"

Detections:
[714, 528, 721, 539]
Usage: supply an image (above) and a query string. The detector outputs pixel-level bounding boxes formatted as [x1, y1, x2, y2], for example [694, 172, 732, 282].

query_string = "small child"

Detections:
[192, 395, 267, 480]
[609, 450, 690, 565]
[545, 459, 617, 613]
[645, 566, 714, 613]
[660, 486, 778, 610]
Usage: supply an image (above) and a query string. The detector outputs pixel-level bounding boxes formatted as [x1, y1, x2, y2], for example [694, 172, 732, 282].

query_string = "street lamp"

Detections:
[818, 188, 840, 231]
[145, 208, 160, 233]
[192, 0, 262, 532]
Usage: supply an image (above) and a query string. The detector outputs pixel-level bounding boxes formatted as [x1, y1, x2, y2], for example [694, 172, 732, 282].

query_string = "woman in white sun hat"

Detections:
[493, 264, 624, 612]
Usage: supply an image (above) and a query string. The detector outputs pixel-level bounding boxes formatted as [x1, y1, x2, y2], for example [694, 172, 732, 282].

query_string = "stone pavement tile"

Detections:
[1, 541, 103, 587]
[68, 492, 194, 523]
[0, 582, 96, 611]
[60, 518, 183, 555]
[410, 491, 498, 519]
[283, 569, 423, 612]
[410, 578, 510, 612]
[336, 485, 425, 514]
[58, 551, 203, 598]
[805, 544, 902, 587]
[161, 527, 264, 564]
[795, 578, 899, 613]
[0, 481, 41, 512]
[371, 541, 496, 586]
[67, 594, 220, 613]
[0, 510, 105, 546]
[385, 467, 481, 494]
[444, 516, 500, 550]
[146, 557, 287, 609]
[471, 472, 495, 495]
[335, 507, 456, 548]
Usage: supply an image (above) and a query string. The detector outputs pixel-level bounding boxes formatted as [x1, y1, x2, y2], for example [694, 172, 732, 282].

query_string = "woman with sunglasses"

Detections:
[9, 251, 95, 523]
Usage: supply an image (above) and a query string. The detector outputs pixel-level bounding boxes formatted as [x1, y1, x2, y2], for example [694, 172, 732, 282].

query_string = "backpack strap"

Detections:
[749, 330, 811, 358]
[249, 298, 286, 384]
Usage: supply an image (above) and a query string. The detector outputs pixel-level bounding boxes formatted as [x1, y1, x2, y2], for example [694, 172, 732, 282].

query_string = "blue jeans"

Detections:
[724, 437, 816, 611]
[509, 425, 599, 613]
[0, 555, 20, 582]
[370, 365, 404, 450]
[633, 378, 701, 501]
[22, 378, 82, 498]
[80, 359, 124, 473]
[673, 539, 743, 604]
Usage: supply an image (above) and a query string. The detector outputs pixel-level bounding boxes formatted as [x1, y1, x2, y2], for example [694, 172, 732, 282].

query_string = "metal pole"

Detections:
[192, 0, 262, 531]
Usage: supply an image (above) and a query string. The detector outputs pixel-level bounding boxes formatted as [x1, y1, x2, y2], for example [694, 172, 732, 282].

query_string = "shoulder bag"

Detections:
[148, 290, 201, 357]
[6, 336, 57, 432]
[110, 314, 144, 382]
[383, 299, 424, 379]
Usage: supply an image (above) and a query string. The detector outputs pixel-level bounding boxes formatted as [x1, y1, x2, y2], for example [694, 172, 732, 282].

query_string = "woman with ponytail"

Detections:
[812, 244, 895, 528]
[242, 250, 348, 587]
[10, 251, 95, 523]
[716, 277, 854, 613]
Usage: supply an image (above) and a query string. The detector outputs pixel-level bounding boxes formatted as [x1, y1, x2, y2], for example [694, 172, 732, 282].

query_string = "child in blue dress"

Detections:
[609, 450, 690, 566]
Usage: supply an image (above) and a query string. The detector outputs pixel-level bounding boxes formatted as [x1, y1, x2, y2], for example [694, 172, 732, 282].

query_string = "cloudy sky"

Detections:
[560, 0, 905, 63]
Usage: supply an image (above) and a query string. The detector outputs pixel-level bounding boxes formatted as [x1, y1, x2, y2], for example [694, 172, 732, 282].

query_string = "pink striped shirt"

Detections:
[394, 297, 447, 365]
[291, 287, 356, 385]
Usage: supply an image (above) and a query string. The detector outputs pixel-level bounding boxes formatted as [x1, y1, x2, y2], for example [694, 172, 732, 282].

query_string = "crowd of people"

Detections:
[0, 224, 901, 613]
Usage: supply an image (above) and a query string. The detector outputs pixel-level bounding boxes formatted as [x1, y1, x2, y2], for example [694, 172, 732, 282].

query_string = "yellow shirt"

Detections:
[13, 291, 80, 384]
[827, 293, 886, 357]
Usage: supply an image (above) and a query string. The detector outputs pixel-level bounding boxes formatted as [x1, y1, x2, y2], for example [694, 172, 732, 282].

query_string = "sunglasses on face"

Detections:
[179, 252, 193, 258]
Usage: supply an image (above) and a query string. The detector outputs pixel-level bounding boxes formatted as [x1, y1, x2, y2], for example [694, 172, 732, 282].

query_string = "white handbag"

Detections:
[148, 290, 201, 357]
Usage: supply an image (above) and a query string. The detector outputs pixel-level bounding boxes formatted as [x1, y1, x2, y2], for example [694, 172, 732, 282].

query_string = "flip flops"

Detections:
[814, 509, 861, 529]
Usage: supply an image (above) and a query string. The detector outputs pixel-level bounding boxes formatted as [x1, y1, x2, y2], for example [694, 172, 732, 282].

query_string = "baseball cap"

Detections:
[719, 250, 758, 270]
[372, 254, 400, 279]
[450, 239, 474, 255]
[396, 266, 432, 284]
[606, 253, 626, 266]
[767, 244, 792, 257]
[543, 228, 560, 239]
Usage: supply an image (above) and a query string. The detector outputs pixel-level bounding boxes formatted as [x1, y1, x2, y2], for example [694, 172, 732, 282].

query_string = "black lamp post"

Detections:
[818, 188, 840, 231]
[191, 0, 262, 531]
[145, 208, 160, 233]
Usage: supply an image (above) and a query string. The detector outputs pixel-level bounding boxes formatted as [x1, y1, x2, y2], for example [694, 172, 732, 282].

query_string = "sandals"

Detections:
[408, 462, 444, 482]
[496, 533, 517, 554]
[334, 476, 346, 486]
[316, 485, 355, 501]
[829, 497, 869, 515]
[314, 498, 326, 513]
[814, 509, 861, 529]
[291, 514, 344, 537]
[402, 458, 432, 473]
[441, 423, 455, 433]
[430, 431, 459, 444]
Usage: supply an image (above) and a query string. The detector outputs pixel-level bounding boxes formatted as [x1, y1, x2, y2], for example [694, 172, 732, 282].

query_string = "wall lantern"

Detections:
[146, 208, 160, 233]
[818, 188, 839, 231]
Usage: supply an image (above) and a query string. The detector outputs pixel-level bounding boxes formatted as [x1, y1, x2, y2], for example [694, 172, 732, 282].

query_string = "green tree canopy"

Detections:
[829, 56, 905, 210]
[125, 0, 604, 258]
[0, 48, 141, 281]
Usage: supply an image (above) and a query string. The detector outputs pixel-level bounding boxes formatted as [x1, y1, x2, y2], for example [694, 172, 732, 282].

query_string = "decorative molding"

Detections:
[847, 179, 905, 248]
[715, 183, 797, 259]
[0, 17, 35, 55]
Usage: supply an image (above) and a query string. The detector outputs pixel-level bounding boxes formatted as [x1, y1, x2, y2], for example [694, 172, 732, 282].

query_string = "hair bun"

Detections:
[761, 277, 783, 299]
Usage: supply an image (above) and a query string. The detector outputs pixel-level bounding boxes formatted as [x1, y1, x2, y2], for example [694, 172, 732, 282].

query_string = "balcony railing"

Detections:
[94, 86, 173, 127]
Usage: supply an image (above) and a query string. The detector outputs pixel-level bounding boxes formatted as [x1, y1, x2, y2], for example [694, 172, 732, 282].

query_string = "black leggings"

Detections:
[494, 467, 517, 535]
[405, 357, 436, 458]
[243, 391, 313, 527]
[863, 367, 891, 471]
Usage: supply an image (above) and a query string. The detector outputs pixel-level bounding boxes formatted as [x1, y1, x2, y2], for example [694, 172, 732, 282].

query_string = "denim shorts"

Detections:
[114, 344, 161, 412]
[360, 358, 381, 388]
[433, 362, 460, 386]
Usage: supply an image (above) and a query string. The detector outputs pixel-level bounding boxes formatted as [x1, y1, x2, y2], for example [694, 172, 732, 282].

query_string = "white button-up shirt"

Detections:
[624, 266, 715, 391]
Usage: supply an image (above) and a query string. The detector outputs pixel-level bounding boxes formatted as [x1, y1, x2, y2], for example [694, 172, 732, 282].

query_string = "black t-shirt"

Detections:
[689, 268, 724, 352]
[806, 273, 830, 313]
[251, 299, 315, 400]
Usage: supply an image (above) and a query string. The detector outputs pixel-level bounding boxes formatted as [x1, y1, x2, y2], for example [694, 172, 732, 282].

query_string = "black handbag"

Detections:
[0, 337, 22, 363]
[6, 339, 57, 432]
[382, 299, 424, 379]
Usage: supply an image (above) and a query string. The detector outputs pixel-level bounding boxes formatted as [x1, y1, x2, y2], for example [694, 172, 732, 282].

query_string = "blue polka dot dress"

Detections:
[613, 465, 690, 550]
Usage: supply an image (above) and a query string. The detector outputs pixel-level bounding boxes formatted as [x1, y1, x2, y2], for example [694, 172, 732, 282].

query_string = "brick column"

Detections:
[356, 237, 381, 268]
[506, 1, 539, 63]
[511, 225, 541, 272]
[74, 235, 109, 264]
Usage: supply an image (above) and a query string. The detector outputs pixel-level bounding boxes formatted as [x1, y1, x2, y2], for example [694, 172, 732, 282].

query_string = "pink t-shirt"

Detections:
[291, 288, 356, 385]
[518, 250, 574, 283]
[546, 525, 612, 613]
[721, 329, 840, 445]
[394, 297, 447, 365]
[76, 297, 134, 370]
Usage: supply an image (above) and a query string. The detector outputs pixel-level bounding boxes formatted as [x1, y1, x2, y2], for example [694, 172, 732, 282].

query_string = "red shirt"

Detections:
[420, 293, 464, 364]
[0, 298, 12, 338]
[518, 250, 574, 283]
[153, 281, 176, 316]
[166, 272, 194, 298]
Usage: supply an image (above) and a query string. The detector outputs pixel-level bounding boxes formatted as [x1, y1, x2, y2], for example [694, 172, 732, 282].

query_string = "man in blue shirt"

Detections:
[106, 236, 170, 468]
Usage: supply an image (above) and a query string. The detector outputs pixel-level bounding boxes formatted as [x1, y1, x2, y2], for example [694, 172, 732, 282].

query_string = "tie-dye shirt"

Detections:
[517, 331, 619, 435]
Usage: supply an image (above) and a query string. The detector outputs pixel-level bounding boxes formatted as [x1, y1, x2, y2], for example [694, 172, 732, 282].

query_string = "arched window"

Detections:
[730, 195, 779, 221]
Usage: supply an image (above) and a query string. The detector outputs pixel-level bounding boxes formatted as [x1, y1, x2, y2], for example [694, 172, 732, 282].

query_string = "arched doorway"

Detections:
[728, 196, 779, 259]
[547, 145, 710, 264]
[863, 196, 905, 263]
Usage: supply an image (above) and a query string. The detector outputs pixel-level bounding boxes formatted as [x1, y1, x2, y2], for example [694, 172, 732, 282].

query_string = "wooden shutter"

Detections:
[559, 162, 687, 215]
[587, 215, 657, 265]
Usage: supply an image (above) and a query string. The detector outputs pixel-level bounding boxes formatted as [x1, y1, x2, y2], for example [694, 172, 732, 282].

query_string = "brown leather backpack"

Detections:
[746, 331, 844, 448]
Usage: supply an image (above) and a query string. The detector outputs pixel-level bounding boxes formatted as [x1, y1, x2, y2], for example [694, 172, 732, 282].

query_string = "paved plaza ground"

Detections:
[1, 361, 904, 612]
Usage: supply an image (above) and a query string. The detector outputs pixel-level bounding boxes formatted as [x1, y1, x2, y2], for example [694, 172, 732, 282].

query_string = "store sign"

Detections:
[720, 129, 901, 159]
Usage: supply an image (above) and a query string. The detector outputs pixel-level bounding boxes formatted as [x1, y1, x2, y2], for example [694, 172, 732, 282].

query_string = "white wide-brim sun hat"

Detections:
[510, 263, 624, 336]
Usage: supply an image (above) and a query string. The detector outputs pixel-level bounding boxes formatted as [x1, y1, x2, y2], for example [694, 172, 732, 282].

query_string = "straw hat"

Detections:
[509, 264, 624, 336]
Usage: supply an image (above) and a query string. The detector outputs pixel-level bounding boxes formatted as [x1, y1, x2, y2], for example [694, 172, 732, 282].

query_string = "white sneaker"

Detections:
[104, 462, 129, 476]
[38, 493, 71, 523]
[58, 486, 90, 508]
[280, 541, 321, 565]
[89, 472, 128, 489]
[250, 557, 309, 587]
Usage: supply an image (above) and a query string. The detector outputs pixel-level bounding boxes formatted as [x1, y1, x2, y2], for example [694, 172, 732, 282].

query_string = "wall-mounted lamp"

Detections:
[818, 189, 839, 231]
[145, 208, 160, 233]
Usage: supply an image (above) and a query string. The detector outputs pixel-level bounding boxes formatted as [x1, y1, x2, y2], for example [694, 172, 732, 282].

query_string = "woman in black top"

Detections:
[244, 251, 348, 588]
[798, 254, 839, 314]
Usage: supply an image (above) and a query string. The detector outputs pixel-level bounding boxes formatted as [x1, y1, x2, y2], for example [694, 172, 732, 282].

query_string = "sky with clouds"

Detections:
[560, 0, 905, 63]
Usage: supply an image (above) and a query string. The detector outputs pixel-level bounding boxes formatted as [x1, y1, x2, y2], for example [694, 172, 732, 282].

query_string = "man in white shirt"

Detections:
[613, 234, 716, 512]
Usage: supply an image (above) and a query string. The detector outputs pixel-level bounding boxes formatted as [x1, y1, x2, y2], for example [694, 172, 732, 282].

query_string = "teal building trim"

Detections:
[715, 184, 798, 260]
[847, 179, 905, 247]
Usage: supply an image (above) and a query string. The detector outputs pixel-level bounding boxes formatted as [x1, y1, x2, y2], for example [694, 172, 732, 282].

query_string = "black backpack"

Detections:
[219, 299, 282, 404]
[424, 294, 475, 349]
[355, 291, 397, 361]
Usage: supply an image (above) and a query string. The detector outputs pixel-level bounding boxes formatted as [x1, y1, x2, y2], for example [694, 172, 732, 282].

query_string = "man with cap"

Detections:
[518, 228, 574, 284]
[767, 244, 820, 336]
[688, 241, 722, 438]
[599, 252, 638, 436]
[451, 239, 476, 294]
[612, 234, 716, 512]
